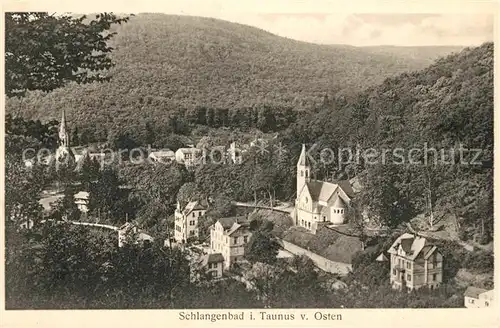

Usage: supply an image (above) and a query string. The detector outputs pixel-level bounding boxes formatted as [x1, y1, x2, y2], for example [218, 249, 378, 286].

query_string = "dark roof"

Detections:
[218, 216, 248, 230]
[400, 238, 414, 253]
[306, 180, 324, 200]
[464, 286, 488, 299]
[335, 180, 355, 198]
[205, 253, 224, 264]
[282, 225, 363, 264]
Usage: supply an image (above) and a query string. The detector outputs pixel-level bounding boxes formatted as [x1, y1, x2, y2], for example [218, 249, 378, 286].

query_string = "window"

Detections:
[233, 237, 238, 244]
[406, 262, 411, 269]
[341, 209, 344, 214]
[301, 220, 304, 226]
[432, 273, 437, 281]
[323, 216, 326, 222]
[199, 211, 202, 216]
[192, 212, 195, 217]
[392, 269, 396, 275]
[308, 222, 311, 229]
[189, 230, 194, 236]
[485, 301, 489, 307]
[469, 299, 474, 304]
[190, 220, 195, 226]
[305, 170, 308, 178]
[407, 274, 411, 281]
[305, 197, 308, 204]
[244, 236, 248, 243]
[301, 170, 304, 177]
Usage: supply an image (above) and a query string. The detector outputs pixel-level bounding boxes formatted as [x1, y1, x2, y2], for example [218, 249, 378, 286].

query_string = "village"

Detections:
[20, 109, 494, 309]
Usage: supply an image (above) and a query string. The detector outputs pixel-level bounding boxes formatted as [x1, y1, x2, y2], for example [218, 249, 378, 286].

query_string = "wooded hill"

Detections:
[6, 14, 461, 135]
[283, 42, 493, 241]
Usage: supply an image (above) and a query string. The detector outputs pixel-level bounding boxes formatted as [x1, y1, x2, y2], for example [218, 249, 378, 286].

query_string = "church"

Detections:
[55, 109, 76, 164]
[294, 144, 354, 233]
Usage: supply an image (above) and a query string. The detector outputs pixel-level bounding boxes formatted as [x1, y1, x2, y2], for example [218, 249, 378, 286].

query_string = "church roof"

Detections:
[305, 180, 352, 205]
[297, 144, 310, 166]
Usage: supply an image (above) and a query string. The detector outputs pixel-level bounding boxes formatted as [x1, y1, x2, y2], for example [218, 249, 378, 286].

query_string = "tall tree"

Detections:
[5, 12, 130, 97]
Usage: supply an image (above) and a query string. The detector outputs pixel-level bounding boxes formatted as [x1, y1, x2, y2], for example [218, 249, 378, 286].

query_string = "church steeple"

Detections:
[55, 109, 75, 163]
[296, 144, 311, 198]
[59, 109, 69, 147]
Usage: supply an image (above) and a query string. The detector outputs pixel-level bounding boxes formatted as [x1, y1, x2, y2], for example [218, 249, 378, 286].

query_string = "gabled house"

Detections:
[464, 287, 494, 308]
[175, 147, 202, 167]
[174, 201, 207, 243]
[295, 144, 355, 232]
[149, 149, 176, 163]
[386, 233, 443, 291]
[198, 253, 225, 279]
[210, 216, 252, 269]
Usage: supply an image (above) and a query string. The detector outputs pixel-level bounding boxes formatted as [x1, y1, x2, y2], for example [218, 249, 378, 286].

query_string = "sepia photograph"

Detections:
[2, 1, 495, 317]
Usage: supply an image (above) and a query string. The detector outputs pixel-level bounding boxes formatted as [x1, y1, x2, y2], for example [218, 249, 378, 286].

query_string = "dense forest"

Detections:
[283, 42, 493, 241]
[5, 13, 462, 142]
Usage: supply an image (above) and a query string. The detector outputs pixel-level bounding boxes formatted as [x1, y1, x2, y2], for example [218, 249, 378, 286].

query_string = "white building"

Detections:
[174, 201, 207, 243]
[210, 216, 252, 269]
[295, 144, 354, 232]
[387, 233, 443, 291]
[73, 191, 89, 213]
[175, 147, 202, 167]
[464, 287, 494, 308]
[228, 142, 243, 164]
[149, 149, 176, 163]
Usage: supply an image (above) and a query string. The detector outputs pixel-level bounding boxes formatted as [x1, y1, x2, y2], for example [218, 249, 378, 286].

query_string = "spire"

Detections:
[297, 144, 310, 166]
[59, 109, 69, 147]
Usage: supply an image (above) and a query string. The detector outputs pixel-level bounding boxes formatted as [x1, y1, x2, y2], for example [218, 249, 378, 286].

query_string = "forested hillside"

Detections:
[6, 13, 459, 141]
[283, 42, 493, 241]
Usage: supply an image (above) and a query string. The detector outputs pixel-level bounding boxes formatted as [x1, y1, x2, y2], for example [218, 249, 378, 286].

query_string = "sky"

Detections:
[5, 0, 495, 46]
[183, 13, 494, 46]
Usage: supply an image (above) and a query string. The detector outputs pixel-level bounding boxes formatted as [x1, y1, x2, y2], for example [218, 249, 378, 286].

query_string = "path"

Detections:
[233, 201, 294, 214]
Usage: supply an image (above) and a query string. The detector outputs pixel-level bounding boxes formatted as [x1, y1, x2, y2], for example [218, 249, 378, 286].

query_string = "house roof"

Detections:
[464, 286, 488, 299]
[73, 191, 89, 200]
[150, 150, 175, 158]
[177, 147, 201, 154]
[202, 253, 224, 265]
[282, 225, 363, 264]
[387, 233, 436, 260]
[182, 201, 206, 215]
[217, 216, 249, 230]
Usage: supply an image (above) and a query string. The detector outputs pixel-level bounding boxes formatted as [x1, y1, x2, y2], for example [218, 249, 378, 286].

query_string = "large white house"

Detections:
[210, 216, 252, 269]
[295, 144, 354, 233]
[386, 233, 443, 291]
[174, 201, 207, 243]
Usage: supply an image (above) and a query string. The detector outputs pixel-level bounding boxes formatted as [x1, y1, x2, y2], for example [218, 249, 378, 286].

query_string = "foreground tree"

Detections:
[5, 12, 130, 97]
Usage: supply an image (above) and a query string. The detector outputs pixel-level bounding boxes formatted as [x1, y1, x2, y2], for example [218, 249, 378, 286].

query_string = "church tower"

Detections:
[59, 109, 70, 147]
[296, 144, 311, 198]
[55, 109, 75, 163]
